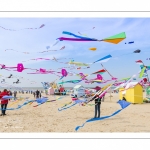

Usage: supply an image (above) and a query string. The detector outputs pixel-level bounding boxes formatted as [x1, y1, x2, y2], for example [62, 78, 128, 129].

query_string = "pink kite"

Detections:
[0, 63, 37, 72]
[27, 68, 55, 74]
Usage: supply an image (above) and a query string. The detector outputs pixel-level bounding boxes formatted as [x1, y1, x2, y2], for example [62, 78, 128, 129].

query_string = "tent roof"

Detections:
[74, 85, 84, 89]
[114, 82, 142, 90]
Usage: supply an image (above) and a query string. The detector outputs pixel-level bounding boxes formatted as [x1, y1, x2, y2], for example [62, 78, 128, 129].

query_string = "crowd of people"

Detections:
[0, 88, 43, 116]
[33, 90, 42, 98]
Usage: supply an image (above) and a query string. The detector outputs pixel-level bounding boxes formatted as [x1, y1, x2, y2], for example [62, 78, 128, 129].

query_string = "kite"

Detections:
[0, 63, 36, 72]
[7, 74, 13, 78]
[0, 24, 45, 31]
[60, 55, 112, 69]
[13, 79, 20, 84]
[125, 41, 134, 44]
[5, 46, 65, 54]
[68, 60, 90, 67]
[0, 100, 36, 110]
[58, 32, 126, 44]
[93, 55, 112, 64]
[41, 82, 50, 90]
[58, 80, 82, 84]
[27, 68, 55, 74]
[89, 47, 97, 51]
[22, 58, 50, 62]
[91, 69, 106, 75]
[136, 60, 144, 65]
[134, 49, 141, 53]
[58, 99, 87, 111]
[67, 55, 111, 68]
[75, 100, 131, 131]
[113, 49, 141, 59]
[136, 60, 150, 80]
[84, 74, 104, 84]
[2, 96, 14, 99]
[78, 73, 88, 80]
[59, 69, 68, 80]
[1, 79, 5, 83]
[22, 56, 72, 63]
[33, 97, 49, 107]
[1, 74, 37, 84]
[78, 27, 95, 36]
[5, 49, 30, 54]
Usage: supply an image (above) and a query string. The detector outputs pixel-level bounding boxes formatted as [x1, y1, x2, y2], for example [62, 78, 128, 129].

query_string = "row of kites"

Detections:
[0, 24, 145, 88]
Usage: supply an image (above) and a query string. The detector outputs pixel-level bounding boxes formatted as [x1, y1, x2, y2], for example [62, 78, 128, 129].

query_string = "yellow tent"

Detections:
[119, 82, 143, 104]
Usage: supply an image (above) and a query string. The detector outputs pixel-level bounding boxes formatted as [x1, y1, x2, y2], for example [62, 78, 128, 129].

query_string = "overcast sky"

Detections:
[0, 18, 149, 88]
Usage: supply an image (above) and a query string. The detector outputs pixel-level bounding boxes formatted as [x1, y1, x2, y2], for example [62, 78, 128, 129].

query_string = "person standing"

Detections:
[33, 92, 35, 98]
[39, 92, 41, 98]
[36, 90, 40, 98]
[94, 94, 102, 118]
[0, 89, 10, 116]
[14, 91, 17, 100]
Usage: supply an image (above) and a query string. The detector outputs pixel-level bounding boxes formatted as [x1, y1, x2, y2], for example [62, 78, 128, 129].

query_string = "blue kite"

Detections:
[75, 100, 131, 131]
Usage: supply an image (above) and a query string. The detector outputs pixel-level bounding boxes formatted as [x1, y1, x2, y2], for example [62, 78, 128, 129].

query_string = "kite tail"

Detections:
[75, 122, 87, 131]
[75, 109, 122, 131]
[1, 100, 35, 110]
[58, 102, 77, 111]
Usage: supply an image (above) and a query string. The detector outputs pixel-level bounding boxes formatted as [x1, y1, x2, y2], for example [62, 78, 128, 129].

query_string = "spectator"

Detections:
[0, 89, 10, 116]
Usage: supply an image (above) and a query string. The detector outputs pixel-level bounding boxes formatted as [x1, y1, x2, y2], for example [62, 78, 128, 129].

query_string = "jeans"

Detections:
[1, 104, 7, 115]
[94, 103, 101, 118]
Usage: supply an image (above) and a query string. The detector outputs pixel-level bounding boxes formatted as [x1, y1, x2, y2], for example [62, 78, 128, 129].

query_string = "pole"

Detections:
[101, 63, 113, 78]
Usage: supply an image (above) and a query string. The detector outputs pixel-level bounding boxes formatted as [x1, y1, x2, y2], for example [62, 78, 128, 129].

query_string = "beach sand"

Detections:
[0, 92, 150, 132]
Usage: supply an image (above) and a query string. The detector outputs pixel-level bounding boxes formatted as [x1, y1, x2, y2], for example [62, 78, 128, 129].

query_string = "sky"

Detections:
[0, 18, 150, 88]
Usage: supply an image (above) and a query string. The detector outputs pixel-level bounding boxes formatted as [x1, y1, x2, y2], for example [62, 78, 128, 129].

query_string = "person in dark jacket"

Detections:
[0, 89, 10, 116]
[35, 90, 40, 98]
[94, 94, 102, 118]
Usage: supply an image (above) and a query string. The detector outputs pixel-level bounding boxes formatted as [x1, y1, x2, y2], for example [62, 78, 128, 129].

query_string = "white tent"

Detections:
[73, 85, 85, 97]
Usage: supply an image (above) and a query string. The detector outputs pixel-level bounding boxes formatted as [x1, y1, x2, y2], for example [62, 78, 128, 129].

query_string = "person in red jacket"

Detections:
[0, 89, 10, 116]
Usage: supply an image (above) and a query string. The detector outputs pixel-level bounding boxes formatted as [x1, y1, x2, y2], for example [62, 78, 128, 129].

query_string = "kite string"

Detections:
[101, 63, 114, 78]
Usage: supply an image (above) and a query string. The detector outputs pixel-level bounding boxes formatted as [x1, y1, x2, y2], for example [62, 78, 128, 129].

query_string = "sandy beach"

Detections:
[0, 92, 150, 132]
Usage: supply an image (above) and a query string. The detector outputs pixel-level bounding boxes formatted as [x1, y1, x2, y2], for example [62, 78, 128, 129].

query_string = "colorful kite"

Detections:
[58, 80, 82, 84]
[93, 55, 112, 64]
[27, 68, 55, 74]
[59, 69, 68, 80]
[68, 60, 90, 67]
[75, 100, 131, 131]
[0, 63, 37, 72]
[58, 32, 126, 44]
[91, 69, 106, 75]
